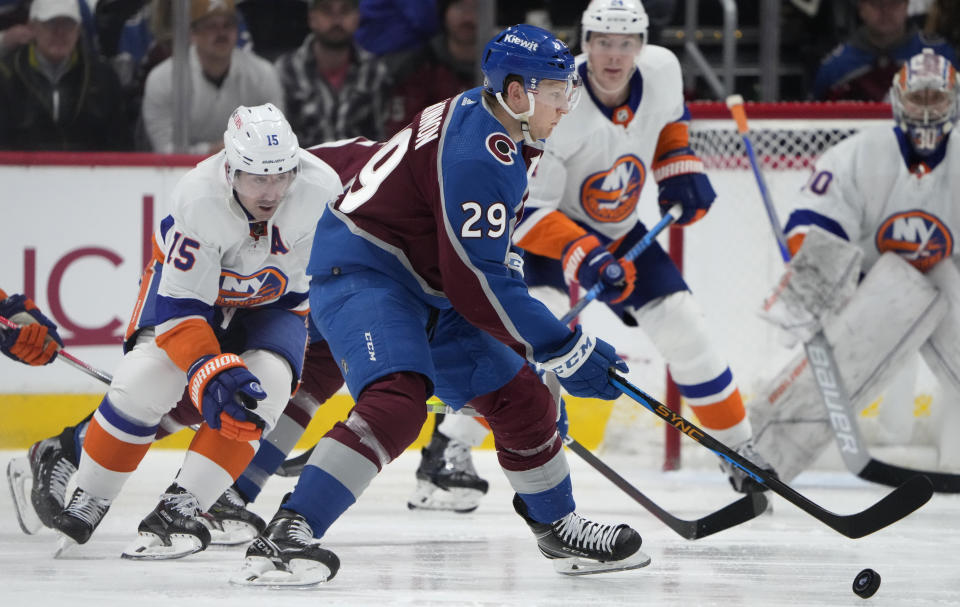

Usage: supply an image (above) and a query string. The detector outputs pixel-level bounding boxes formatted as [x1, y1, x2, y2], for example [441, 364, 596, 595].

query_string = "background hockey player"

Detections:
[48, 103, 343, 558]
[752, 48, 960, 479]
[233, 24, 650, 587]
[0, 288, 62, 367]
[418, 0, 777, 506]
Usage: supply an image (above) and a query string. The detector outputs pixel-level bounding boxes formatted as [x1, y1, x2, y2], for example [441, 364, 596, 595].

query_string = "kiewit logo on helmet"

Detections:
[504, 34, 538, 51]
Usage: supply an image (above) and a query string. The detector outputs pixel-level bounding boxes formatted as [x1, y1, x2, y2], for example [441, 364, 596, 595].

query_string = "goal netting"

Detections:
[595, 102, 958, 473]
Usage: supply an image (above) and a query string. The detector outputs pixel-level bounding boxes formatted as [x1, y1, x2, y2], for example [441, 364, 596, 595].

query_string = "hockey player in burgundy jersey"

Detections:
[233, 24, 651, 587]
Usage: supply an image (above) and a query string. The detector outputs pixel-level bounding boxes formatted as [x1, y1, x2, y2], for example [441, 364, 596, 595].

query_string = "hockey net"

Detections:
[597, 102, 956, 473]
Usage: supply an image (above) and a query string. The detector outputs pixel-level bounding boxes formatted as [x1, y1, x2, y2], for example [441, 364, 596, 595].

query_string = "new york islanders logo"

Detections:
[580, 154, 645, 223]
[217, 266, 289, 306]
[875, 210, 952, 273]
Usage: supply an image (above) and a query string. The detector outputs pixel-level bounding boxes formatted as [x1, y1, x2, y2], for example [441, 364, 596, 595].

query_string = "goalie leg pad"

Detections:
[919, 256, 960, 396]
[749, 252, 946, 481]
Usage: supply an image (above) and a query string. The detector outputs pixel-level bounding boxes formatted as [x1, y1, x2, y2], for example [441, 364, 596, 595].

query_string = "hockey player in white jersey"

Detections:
[416, 0, 777, 506]
[753, 49, 960, 478]
[49, 103, 343, 557]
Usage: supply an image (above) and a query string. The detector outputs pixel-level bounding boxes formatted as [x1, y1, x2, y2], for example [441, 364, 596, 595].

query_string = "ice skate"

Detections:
[513, 494, 650, 576]
[53, 486, 111, 556]
[7, 456, 42, 534]
[201, 484, 266, 545]
[407, 431, 488, 513]
[122, 483, 211, 560]
[720, 440, 778, 493]
[230, 503, 340, 587]
[8, 432, 78, 534]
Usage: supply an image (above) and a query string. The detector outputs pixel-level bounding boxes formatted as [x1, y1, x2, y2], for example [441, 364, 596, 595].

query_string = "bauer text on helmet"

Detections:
[224, 104, 300, 221]
[890, 49, 960, 157]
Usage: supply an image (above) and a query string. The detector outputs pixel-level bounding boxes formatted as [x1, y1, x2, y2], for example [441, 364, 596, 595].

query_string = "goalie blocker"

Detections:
[749, 233, 947, 482]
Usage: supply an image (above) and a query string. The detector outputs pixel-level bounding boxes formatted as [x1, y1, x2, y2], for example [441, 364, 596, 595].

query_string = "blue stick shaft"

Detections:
[560, 206, 680, 325]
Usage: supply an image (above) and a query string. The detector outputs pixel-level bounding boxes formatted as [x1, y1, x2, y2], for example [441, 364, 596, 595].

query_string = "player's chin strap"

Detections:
[495, 91, 537, 144]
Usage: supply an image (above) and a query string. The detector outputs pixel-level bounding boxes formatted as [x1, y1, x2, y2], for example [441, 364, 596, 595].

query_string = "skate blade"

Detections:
[229, 556, 333, 588]
[121, 532, 205, 560]
[54, 534, 79, 559]
[7, 457, 43, 535]
[552, 550, 652, 576]
[208, 519, 259, 546]
[406, 482, 484, 513]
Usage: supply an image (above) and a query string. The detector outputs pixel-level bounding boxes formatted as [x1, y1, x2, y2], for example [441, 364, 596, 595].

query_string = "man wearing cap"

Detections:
[274, 0, 389, 143]
[141, 0, 283, 154]
[0, 0, 129, 150]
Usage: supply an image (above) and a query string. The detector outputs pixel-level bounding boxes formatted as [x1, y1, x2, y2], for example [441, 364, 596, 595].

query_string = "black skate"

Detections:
[407, 431, 489, 513]
[201, 484, 266, 545]
[230, 503, 340, 587]
[513, 494, 650, 575]
[122, 483, 211, 560]
[53, 486, 111, 555]
[720, 440, 778, 493]
[7, 428, 79, 534]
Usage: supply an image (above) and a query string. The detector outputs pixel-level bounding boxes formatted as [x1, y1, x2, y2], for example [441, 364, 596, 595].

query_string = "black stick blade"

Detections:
[859, 460, 960, 493]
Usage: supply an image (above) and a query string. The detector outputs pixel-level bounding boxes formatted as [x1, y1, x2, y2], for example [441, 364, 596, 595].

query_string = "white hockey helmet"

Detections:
[224, 103, 300, 180]
[890, 49, 960, 156]
[581, 0, 649, 45]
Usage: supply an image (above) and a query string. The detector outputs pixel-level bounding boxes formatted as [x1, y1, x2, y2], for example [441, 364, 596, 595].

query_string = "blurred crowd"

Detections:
[0, 0, 958, 152]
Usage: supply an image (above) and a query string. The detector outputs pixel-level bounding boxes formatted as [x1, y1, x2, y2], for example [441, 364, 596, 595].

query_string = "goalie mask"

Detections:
[890, 49, 960, 156]
[224, 103, 300, 205]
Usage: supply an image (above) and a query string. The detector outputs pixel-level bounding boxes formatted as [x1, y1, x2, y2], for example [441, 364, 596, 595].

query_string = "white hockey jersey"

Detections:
[516, 44, 686, 252]
[133, 149, 341, 370]
[786, 125, 960, 274]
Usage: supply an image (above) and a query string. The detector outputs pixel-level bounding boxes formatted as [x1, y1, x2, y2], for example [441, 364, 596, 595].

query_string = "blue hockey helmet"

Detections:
[481, 24, 577, 97]
[481, 25, 580, 142]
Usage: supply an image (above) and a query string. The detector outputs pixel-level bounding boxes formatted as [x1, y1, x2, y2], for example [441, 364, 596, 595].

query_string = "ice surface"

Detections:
[1, 448, 957, 606]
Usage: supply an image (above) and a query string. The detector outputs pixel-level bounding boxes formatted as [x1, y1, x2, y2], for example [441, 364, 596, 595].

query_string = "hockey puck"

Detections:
[852, 568, 881, 598]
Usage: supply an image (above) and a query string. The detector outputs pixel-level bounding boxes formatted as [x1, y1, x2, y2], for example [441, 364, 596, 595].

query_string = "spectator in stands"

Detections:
[0, 0, 32, 57]
[925, 0, 960, 54]
[0, 0, 129, 150]
[381, 0, 476, 136]
[275, 0, 389, 143]
[141, 0, 282, 154]
[354, 0, 438, 56]
[813, 0, 957, 101]
[236, 0, 310, 62]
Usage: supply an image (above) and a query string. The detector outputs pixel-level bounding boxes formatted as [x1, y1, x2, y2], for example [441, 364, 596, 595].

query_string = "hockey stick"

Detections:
[559, 204, 682, 326]
[562, 435, 768, 539]
[279, 401, 768, 540]
[0, 314, 113, 385]
[726, 95, 960, 493]
[610, 369, 933, 538]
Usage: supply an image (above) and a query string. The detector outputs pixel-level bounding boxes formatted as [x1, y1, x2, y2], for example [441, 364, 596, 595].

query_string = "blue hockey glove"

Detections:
[654, 151, 716, 226]
[540, 326, 628, 400]
[0, 292, 63, 366]
[561, 235, 635, 304]
[188, 353, 267, 441]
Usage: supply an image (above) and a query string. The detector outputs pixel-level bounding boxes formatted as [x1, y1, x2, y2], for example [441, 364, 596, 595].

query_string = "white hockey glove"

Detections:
[758, 226, 862, 346]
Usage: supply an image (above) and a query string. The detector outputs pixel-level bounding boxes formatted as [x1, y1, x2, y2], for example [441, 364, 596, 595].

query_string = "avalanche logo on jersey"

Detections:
[486, 133, 517, 166]
[580, 154, 645, 223]
[217, 266, 289, 306]
[875, 210, 953, 273]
